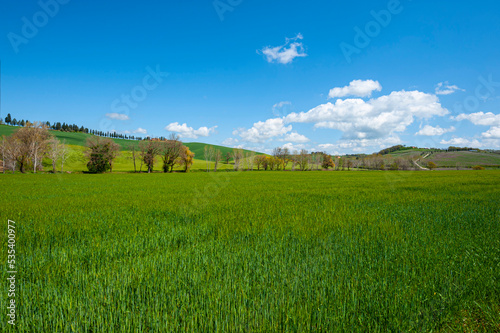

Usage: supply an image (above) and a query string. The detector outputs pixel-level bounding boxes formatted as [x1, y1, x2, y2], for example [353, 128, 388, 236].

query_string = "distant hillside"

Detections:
[378, 145, 500, 168]
[425, 151, 500, 168]
[0, 124, 263, 160]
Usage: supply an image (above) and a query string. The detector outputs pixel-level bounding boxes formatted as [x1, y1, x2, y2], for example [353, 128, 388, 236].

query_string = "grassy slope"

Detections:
[0, 125, 262, 160]
[36, 144, 238, 172]
[386, 148, 500, 167]
[426, 151, 500, 167]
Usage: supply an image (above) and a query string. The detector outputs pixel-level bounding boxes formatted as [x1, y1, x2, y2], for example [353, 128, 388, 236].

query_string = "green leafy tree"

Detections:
[85, 137, 120, 173]
[321, 154, 335, 170]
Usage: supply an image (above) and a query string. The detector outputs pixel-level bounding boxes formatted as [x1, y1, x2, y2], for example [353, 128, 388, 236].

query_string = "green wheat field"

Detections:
[1, 171, 499, 331]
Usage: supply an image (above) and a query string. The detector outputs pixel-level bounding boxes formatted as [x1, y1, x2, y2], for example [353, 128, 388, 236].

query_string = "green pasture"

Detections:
[1, 171, 499, 331]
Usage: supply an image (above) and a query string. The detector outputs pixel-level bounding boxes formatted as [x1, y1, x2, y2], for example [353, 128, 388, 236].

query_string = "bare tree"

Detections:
[296, 149, 309, 171]
[273, 147, 282, 171]
[5, 122, 51, 173]
[139, 140, 161, 173]
[346, 159, 353, 171]
[214, 149, 222, 172]
[60, 140, 69, 173]
[209, 146, 216, 172]
[204, 145, 212, 172]
[0, 136, 7, 174]
[47, 137, 61, 173]
[26, 122, 51, 173]
[232, 148, 243, 171]
[247, 151, 255, 171]
[291, 150, 298, 171]
[129, 144, 138, 173]
[310, 152, 322, 171]
[254, 155, 265, 170]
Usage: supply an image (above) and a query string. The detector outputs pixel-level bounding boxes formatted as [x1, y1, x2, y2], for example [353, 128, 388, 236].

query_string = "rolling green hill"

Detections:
[0, 124, 263, 160]
[381, 146, 500, 167]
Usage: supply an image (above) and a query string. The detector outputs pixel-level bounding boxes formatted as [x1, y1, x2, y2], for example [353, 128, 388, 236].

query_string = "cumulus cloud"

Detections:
[453, 112, 500, 126]
[319, 136, 401, 153]
[234, 118, 292, 143]
[435, 82, 465, 95]
[259, 34, 307, 64]
[415, 125, 455, 136]
[281, 142, 307, 151]
[133, 127, 147, 134]
[281, 132, 310, 143]
[222, 137, 239, 146]
[482, 126, 500, 139]
[328, 80, 382, 99]
[165, 122, 218, 139]
[286, 90, 448, 140]
[453, 112, 500, 141]
[440, 137, 482, 146]
[106, 113, 129, 120]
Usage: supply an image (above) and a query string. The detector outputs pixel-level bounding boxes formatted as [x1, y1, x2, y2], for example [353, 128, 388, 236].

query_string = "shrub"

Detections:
[85, 137, 120, 173]
[472, 165, 485, 170]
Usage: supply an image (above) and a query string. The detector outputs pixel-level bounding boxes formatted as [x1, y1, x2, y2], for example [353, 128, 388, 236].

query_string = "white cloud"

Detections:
[133, 127, 147, 134]
[482, 126, 500, 139]
[440, 137, 482, 146]
[435, 82, 465, 95]
[415, 125, 455, 136]
[273, 101, 291, 109]
[281, 132, 310, 143]
[453, 112, 500, 142]
[106, 113, 129, 121]
[165, 122, 218, 139]
[453, 112, 500, 126]
[222, 138, 239, 146]
[328, 79, 382, 99]
[260, 34, 307, 64]
[286, 89, 448, 140]
[281, 142, 307, 152]
[235, 118, 292, 143]
[319, 136, 401, 153]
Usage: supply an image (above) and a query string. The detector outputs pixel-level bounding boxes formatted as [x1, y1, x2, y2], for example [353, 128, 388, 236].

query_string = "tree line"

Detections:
[202, 147, 423, 172]
[85, 134, 195, 174]
[2, 113, 144, 141]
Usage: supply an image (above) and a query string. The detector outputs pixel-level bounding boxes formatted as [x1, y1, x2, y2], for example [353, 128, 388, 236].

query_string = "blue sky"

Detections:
[1, 0, 500, 154]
